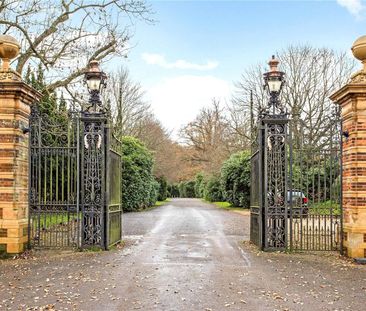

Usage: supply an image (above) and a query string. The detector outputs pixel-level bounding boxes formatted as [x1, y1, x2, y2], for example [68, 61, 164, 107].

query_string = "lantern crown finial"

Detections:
[268, 55, 279, 72]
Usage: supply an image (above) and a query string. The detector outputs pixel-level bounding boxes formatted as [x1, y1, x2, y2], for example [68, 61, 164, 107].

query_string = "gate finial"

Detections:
[0, 35, 20, 71]
[352, 35, 366, 71]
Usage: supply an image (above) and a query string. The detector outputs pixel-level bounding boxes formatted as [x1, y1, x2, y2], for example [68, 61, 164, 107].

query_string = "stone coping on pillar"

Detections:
[0, 78, 42, 104]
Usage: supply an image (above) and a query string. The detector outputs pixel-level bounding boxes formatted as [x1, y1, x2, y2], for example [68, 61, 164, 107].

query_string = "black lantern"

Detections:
[84, 60, 107, 112]
[263, 55, 285, 114]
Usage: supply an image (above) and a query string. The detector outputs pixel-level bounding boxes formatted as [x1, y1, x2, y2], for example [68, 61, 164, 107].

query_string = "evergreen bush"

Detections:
[194, 173, 205, 198]
[220, 151, 251, 208]
[156, 176, 168, 201]
[169, 184, 180, 197]
[122, 136, 156, 212]
[185, 180, 196, 198]
[204, 176, 224, 202]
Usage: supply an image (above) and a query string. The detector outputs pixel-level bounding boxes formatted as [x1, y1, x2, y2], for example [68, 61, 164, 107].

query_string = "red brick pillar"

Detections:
[330, 35, 366, 258]
[0, 35, 41, 254]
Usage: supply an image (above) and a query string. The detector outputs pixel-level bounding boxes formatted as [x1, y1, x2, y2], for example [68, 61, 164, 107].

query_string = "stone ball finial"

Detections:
[352, 35, 366, 70]
[0, 35, 20, 71]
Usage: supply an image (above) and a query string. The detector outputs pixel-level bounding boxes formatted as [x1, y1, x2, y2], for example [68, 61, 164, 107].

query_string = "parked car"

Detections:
[266, 190, 308, 217]
[287, 190, 308, 217]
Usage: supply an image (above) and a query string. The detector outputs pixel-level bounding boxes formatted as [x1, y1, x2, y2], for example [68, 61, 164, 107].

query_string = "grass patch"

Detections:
[136, 198, 171, 212]
[203, 200, 247, 212]
[80, 245, 104, 252]
[213, 201, 232, 208]
[154, 198, 171, 207]
[30, 212, 80, 230]
[309, 200, 341, 216]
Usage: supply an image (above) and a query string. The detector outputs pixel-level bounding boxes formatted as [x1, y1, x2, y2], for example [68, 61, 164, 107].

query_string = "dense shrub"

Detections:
[178, 180, 196, 198]
[169, 184, 180, 197]
[156, 176, 168, 201]
[220, 151, 251, 208]
[185, 180, 196, 198]
[204, 176, 224, 202]
[173, 184, 180, 197]
[178, 182, 186, 198]
[148, 178, 160, 206]
[194, 173, 205, 198]
[122, 136, 157, 212]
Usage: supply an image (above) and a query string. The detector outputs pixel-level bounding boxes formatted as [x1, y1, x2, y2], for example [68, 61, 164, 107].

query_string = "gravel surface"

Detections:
[0, 198, 365, 311]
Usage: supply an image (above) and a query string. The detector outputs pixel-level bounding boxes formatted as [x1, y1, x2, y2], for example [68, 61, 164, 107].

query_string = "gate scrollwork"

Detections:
[81, 116, 106, 247]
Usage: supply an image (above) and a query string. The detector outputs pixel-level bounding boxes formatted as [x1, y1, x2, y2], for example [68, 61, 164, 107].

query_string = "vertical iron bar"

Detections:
[339, 106, 344, 255]
[263, 123, 268, 250]
[258, 124, 263, 249]
[76, 115, 81, 248]
[330, 123, 334, 251]
[299, 121, 304, 251]
[312, 152, 315, 249]
[101, 120, 106, 249]
[56, 152, 58, 202]
[289, 120, 294, 251]
[27, 110, 32, 249]
[105, 123, 110, 249]
[250, 90, 254, 155]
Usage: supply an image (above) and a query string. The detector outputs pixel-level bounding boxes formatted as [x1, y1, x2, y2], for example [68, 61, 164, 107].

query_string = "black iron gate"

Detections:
[250, 115, 289, 251]
[250, 114, 342, 252]
[80, 112, 107, 248]
[106, 135, 122, 247]
[29, 108, 122, 249]
[29, 107, 80, 248]
[288, 118, 342, 251]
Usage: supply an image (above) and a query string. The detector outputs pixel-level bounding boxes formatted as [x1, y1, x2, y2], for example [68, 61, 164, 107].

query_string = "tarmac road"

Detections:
[1, 199, 365, 311]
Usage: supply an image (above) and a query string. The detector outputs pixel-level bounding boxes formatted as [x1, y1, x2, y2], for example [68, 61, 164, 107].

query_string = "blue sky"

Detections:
[110, 0, 366, 135]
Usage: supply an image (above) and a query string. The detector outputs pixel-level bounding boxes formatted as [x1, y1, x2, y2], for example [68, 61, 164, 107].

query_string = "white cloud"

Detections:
[146, 75, 232, 138]
[337, 0, 365, 18]
[141, 53, 218, 71]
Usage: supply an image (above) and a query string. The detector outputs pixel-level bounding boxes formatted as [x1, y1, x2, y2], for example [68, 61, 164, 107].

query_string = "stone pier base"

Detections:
[0, 76, 41, 254]
[331, 80, 366, 258]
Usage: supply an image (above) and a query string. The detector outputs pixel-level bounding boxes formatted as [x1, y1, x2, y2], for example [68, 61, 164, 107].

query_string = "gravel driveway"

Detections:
[0, 199, 365, 311]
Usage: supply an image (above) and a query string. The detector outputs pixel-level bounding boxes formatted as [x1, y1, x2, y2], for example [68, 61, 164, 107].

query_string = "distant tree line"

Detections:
[168, 151, 251, 208]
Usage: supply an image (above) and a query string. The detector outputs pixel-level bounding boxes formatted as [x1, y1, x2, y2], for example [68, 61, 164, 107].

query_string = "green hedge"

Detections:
[220, 151, 251, 208]
[174, 152, 250, 207]
[156, 176, 168, 201]
[168, 184, 180, 197]
[180, 152, 251, 207]
[122, 136, 158, 212]
[204, 175, 224, 202]
[194, 172, 205, 198]
[178, 180, 196, 198]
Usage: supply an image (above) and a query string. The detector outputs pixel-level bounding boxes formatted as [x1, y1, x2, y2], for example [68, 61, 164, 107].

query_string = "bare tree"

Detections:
[106, 67, 151, 137]
[231, 45, 356, 148]
[0, 0, 152, 94]
[180, 99, 234, 175]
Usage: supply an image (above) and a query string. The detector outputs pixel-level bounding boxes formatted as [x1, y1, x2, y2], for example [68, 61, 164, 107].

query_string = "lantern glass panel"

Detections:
[87, 77, 101, 91]
[268, 79, 282, 93]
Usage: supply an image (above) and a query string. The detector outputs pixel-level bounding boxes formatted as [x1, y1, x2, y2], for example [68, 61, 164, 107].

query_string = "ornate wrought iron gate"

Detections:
[29, 108, 122, 249]
[29, 107, 80, 248]
[250, 113, 342, 252]
[288, 117, 342, 251]
[250, 115, 289, 251]
[80, 112, 107, 248]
